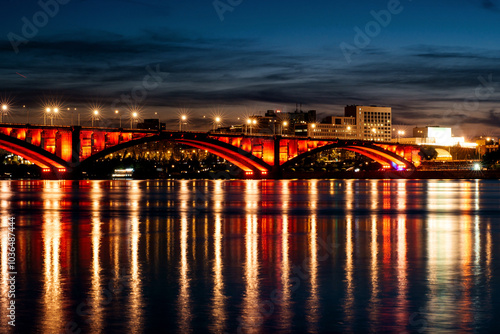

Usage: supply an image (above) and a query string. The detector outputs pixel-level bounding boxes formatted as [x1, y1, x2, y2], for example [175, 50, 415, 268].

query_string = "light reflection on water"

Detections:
[1, 179, 499, 332]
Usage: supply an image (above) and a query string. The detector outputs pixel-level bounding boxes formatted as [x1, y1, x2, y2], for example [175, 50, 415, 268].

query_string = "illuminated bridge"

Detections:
[0, 124, 421, 178]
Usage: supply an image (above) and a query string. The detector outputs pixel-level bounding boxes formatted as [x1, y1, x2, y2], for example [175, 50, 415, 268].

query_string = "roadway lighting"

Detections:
[246, 119, 252, 134]
[397, 130, 405, 142]
[92, 110, 99, 127]
[280, 121, 289, 135]
[214, 116, 221, 131]
[179, 115, 187, 131]
[131, 111, 138, 129]
[1, 104, 7, 123]
[44, 107, 51, 125]
[115, 109, 122, 127]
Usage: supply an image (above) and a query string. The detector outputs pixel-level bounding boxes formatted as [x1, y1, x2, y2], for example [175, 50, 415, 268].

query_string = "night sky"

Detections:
[2, 0, 500, 135]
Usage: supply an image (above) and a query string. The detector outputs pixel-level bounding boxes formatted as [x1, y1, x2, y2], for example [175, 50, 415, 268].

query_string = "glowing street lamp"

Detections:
[115, 109, 122, 128]
[213, 116, 221, 131]
[91, 109, 99, 127]
[44, 107, 51, 125]
[131, 111, 138, 129]
[281, 121, 288, 135]
[52, 107, 59, 126]
[45, 107, 58, 126]
[397, 130, 405, 142]
[246, 119, 251, 135]
[1, 104, 7, 123]
[179, 115, 187, 131]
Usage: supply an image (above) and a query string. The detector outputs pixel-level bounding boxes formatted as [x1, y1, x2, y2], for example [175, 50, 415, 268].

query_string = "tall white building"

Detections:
[344, 105, 392, 141]
[307, 105, 392, 141]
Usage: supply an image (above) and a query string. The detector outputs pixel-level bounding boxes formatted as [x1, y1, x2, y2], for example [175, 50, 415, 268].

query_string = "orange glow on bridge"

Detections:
[0, 125, 420, 175]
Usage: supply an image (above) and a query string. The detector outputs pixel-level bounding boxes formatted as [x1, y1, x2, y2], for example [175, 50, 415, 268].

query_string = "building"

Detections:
[307, 105, 392, 141]
[306, 116, 357, 139]
[231, 108, 317, 135]
[344, 105, 392, 141]
[137, 119, 166, 130]
[473, 136, 499, 156]
[403, 126, 472, 147]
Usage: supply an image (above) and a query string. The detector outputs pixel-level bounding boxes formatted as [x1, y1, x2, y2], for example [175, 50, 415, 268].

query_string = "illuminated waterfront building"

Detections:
[307, 105, 392, 141]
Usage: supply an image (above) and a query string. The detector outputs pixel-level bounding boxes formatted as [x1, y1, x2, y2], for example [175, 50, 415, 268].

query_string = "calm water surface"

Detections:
[1, 179, 500, 333]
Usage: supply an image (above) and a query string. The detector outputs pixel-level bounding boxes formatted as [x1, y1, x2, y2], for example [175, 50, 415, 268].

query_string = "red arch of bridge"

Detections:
[77, 133, 272, 173]
[0, 130, 415, 174]
[282, 142, 415, 170]
[0, 133, 68, 170]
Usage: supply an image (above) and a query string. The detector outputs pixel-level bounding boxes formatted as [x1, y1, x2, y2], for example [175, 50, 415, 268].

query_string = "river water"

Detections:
[1, 179, 499, 333]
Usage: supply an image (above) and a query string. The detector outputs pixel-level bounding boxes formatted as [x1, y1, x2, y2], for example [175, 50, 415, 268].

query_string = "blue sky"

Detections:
[1, 0, 500, 135]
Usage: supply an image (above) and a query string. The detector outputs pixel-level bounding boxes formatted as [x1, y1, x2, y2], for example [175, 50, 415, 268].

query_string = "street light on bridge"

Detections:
[45, 107, 58, 126]
[179, 115, 187, 131]
[246, 119, 251, 134]
[131, 111, 138, 129]
[397, 130, 405, 143]
[213, 116, 221, 131]
[92, 109, 99, 127]
[115, 109, 122, 128]
[1, 105, 7, 123]
[281, 121, 288, 135]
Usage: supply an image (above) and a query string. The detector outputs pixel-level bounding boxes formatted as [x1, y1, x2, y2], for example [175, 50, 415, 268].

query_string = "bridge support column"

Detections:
[68, 126, 81, 179]
[271, 136, 282, 179]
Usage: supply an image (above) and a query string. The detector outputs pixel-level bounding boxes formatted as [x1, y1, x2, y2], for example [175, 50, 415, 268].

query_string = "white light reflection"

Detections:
[245, 180, 260, 211]
[397, 180, 406, 211]
[309, 180, 318, 210]
[395, 216, 408, 330]
[277, 214, 292, 330]
[306, 214, 319, 333]
[281, 180, 290, 212]
[40, 206, 64, 333]
[210, 214, 226, 332]
[368, 216, 379, 329]
[370, 180, 379, 211]
[345, 180, 353, 211]
[241, 214, 261, 333]
[127, 183, 143, 334]
[89, 214, 103, 333]
[343, 216, 354, 329]
[426, 214, 460, 328]
[214, 180, 223, 212]
[177, 212, 192, 332]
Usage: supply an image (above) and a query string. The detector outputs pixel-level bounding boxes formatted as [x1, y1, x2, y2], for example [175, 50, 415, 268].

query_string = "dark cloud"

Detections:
[481, 0, 500, 11]
[2, 29, 500, 134]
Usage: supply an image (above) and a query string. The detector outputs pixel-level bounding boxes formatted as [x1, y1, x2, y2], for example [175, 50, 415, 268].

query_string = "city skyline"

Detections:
[1, 0, 500, 135]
